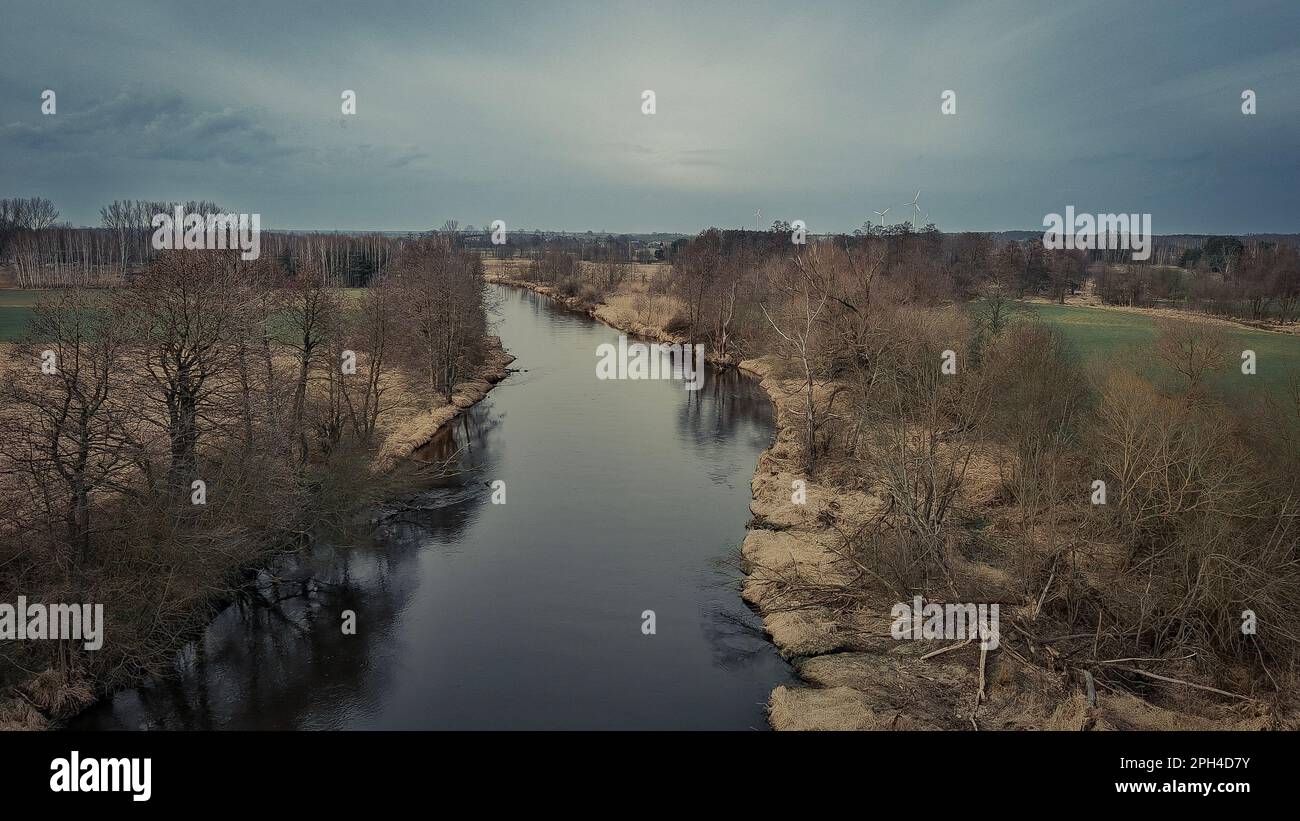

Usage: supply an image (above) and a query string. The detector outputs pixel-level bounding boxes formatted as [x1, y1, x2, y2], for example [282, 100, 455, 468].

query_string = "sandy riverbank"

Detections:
[489, 271, 1271, 731]
[373, 336, 515, 472]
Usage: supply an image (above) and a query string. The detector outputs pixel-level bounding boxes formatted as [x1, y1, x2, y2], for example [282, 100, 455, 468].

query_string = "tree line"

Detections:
[1098, 240, 1300, 322]
[0, 196, 409, 288]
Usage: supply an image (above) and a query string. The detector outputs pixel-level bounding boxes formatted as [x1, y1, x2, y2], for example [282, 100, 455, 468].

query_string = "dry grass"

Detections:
[574, 267, 1299, 729]
[372, 337, 514, 471]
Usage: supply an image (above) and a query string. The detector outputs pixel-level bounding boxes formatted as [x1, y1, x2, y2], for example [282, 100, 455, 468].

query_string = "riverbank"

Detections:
[735, 358, 1080, 730]
[373, 336, 515, 472]
[489, 269, 1275, 731]
[485, 270, 735, 364]
[68, 282, 788, 729]
[490, 273, 1052, 727]
[0, 334, 515, 731]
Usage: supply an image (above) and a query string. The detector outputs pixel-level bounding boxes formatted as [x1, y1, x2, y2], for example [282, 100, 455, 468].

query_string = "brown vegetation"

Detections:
[0, 237, 498, 728]
[509, 225, 1299, 730]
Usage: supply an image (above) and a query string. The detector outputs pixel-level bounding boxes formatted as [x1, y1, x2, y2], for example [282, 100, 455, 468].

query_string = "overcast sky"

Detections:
[1, 0, 1297, 234]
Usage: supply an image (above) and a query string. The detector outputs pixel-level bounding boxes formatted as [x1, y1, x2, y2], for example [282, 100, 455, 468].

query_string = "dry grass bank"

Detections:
[486, 260, 731, 365]
[373, 336, 514, 471]
[490, 264, 1290, 731]
[738, 357, 1277, 730]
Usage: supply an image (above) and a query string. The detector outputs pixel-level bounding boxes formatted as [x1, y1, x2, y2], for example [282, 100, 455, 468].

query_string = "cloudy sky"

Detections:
[1, 0, 1297, 233]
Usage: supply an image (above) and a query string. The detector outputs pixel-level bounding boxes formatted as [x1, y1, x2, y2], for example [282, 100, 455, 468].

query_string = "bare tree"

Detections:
[760, 256, 830, 467]
[340, 274, 401, 445]
[393, 236, 487, 404]
[114, 251, 243, 488]
[1153, 318, 1229, 398]
[0, 289, 131, 573]
[281, 263, 340, 464]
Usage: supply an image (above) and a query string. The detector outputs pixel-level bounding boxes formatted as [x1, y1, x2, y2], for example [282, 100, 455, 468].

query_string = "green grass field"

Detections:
[0, 288, 368, 343]
[1024, 301, 1300, 398]
[0, 307, 32, 341]
[0, 291, 45, 340]
[0, 290, 62, 340]
[0, 290, 51, 308]
[0, 289, 120, 341]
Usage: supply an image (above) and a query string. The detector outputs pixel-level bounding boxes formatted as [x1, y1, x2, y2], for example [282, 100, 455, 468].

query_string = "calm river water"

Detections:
[71, 284, 793, 729]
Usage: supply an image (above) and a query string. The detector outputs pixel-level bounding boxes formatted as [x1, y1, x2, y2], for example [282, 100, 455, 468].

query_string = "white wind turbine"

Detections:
[754, 208, 762, 231]
[905, 190, 922, 222]
[873, 207, 891, 227]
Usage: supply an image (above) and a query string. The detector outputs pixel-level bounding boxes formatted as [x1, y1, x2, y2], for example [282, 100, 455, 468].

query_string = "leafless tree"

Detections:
[760, 258, 830, 467]
[113, 251, 244, 488]
[1153, 317, 1229, 398]
[281, 263, 341, 464]
[340, 274, 401, 445]
[393, 236, 487, 403]
[0, 289, 132, 574]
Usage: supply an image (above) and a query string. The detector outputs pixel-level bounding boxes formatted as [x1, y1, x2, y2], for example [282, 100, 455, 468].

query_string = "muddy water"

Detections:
[71, 284, 793, 729]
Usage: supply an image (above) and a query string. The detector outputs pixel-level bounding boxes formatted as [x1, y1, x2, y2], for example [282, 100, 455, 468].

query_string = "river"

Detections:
[70, 284, 794, 730]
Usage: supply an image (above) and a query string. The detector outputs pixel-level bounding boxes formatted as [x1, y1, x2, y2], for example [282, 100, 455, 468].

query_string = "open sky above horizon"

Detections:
[1, 0, 1297, 235]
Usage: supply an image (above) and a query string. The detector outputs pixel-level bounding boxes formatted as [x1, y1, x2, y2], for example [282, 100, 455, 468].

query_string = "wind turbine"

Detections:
[905, 190, 922, 217]
[754, 208, 762, 231]
[873, 207, 891, 227]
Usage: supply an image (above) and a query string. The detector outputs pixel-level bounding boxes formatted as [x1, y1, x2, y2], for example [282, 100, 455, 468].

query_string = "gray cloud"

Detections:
[0, 0, 1296, 233]
[1, 91, 293, 164]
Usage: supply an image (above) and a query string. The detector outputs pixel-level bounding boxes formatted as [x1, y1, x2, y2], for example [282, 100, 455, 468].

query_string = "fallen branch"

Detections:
[1101, 665, 1256, 703]
[976, 642, 988, 704]
[921, 637, 974, 660]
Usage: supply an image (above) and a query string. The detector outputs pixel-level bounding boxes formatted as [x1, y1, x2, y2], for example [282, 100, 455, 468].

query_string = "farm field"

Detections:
[0, 308, 29, 341]
[0, 289, 75, 340]
[1025, 301, 1300, 397]
[0, 288, 366, 342]
[0, 289, 41, 340]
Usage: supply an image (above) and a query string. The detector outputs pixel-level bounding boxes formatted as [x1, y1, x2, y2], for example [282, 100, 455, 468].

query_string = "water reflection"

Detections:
[72, 285, 793, 730]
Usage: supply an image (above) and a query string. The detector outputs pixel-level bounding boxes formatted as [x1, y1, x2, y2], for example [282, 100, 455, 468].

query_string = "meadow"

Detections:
[1024, 301, 1300, 398]
[0, 289, 108, 340]
[0, 288, 367, 342]
[0, 289, 41, 340]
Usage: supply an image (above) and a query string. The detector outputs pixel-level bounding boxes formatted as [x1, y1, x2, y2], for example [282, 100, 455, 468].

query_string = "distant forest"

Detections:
[3, 195, 1298, 323]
